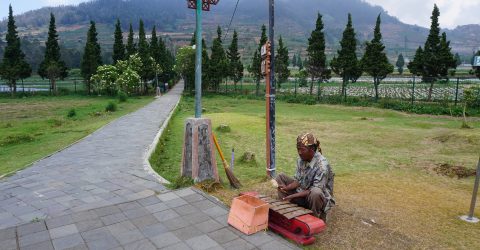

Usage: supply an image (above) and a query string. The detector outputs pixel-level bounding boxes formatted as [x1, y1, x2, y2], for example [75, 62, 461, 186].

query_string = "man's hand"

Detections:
[277, 184, 288, 194]
[282, 195, 293, 201]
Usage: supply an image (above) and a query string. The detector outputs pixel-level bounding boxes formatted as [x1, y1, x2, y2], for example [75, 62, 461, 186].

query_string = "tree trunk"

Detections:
[428, 81, 434, 101]
[309, 76, 314, 95]
[256, 80, 259, 96]
[374, 78, 379, 102]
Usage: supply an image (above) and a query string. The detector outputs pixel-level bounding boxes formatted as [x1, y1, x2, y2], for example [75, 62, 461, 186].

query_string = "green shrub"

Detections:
[1, 134, 35, 146]
[118, 91, 128, 102]
[105, 101, 117, 112]
[57, 87, 70, 95]
[67, 108, 76, 118]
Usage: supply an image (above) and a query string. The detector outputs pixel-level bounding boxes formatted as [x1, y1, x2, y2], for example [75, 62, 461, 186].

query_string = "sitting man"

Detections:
[276, 132, 335, 221]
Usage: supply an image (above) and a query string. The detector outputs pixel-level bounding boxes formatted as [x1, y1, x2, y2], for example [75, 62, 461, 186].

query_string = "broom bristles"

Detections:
[223, 160, 241, 189]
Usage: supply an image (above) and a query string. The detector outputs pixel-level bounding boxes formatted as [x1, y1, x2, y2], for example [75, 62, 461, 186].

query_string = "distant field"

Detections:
[150, 95, 480, 249]
[0, 95, 153, 175]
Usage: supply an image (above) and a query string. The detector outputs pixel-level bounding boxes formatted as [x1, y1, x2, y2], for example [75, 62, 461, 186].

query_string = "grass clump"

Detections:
[216, 124, 231, 133]
[167, 176, 194, 189]
[118, 91, 128, 103]
[67, 108, 76, 118]
[105, 101, 117, 112]
[1, 134, 35, 146]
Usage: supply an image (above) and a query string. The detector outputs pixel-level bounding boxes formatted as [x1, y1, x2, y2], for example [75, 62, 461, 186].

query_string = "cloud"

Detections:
[364, 0, 480, 29]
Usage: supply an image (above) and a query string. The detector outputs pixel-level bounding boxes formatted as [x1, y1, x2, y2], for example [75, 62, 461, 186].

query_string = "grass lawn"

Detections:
[150, 95, 480, 249]
[0, 95, 153, 176]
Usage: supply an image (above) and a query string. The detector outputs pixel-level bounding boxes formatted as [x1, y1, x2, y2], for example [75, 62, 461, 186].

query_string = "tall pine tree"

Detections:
[81, 21, 102, 94]
[248, 25, 267, 96]
[408, 47, 424, 76]
[292, 54, 297, 67]
[209, 26, 228, 92]
[38, 13, 68, 94]
[275, 36, 290, 88]
[137, 19, 153, 93]
[396, 53, 405, 74]
[438, 32, 456, 78]
[360, 14, 393, 102]
[0, 5, 31, 96]
[330, 13, 360, 100]
[306, 13, 330, 95]
[126, 23, 136, 57]
[227, 30, 244, 91]
[112, 19, 125, 64]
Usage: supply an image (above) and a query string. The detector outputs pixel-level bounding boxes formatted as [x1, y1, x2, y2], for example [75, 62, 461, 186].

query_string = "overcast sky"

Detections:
[1, 0, 479, 29]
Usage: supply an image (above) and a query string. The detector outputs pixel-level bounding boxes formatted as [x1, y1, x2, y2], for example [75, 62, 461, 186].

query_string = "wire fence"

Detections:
[0, 76, 85, 94]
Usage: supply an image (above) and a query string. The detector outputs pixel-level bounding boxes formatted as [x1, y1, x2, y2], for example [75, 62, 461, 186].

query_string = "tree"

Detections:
[38, 13, 68, 94]
[438, 32, 456, 78]
[137, 19, 154, 93]
[292, 54, 297, 67]
[297, 56, 304, 70]
[0, 5, 31, 96]
[408, 46, 424, 76]
[306, 13, 331, 95]
[396, 53, 405, 74]
[275, 36, 290, 88]
[112, 19, 125, 64]
[174, 46, 195, 91]
[126, 23, 136, 57]
[330, 13, 360, 100]
[360, 14, 393, 101]
[248, 24, 267, 96]
[209, 26, 228, 92]
[227, 30, 244, 91]
[455, 53, 462, 67]
[81, 21, 102, 94]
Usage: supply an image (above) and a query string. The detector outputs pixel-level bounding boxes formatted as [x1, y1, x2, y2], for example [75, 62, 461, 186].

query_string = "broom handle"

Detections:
[212, 133, 227, 164]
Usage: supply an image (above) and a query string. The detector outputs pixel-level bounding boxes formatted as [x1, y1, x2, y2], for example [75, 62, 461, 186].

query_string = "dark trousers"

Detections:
[276, 173, 326, 218]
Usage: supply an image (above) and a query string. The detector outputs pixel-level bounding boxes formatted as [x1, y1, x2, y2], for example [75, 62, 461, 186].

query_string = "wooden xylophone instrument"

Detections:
[241, 192, 326, 245]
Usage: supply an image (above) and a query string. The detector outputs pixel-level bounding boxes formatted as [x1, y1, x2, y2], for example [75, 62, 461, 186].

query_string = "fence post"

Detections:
[74, 79, 77, 94]
[411, 75, 416, 105]
[317, 80, 321, 101]
[455, 77, 460, 106]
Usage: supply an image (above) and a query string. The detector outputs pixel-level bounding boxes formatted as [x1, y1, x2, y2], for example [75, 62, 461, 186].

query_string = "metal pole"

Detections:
[455, 77, 459, 106]
[461, 157, 480, 223]
[194, 0, 202, 118]
[267, 0, 276, 178]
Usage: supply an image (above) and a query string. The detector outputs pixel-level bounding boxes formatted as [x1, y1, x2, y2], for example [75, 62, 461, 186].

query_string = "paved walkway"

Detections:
[0, 81, 298, 249]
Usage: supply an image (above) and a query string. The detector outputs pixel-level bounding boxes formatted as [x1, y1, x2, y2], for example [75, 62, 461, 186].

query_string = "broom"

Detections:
[212, 133, 242, 189]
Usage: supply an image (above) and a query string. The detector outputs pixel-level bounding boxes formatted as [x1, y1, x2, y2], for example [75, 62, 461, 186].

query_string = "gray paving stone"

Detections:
[260, 240, 295, 250]
[140, 223, 169, 238]
[81, 227, 112, 242]
[213, 214, 229, 227]
[153, 209, 179, 222]
[150, 232, 181, 248]
[174, 188, 196, 197]
[194, 219, 224, 233]
[107, 220, 137, 235]
[130, 214, 159, 229]
[0, 237, 17, 250]
[208, 228, 239, 244]
[123, 207, 150, 219]
[51, 233, 84, 250]
[75, 219, 104, 232]
[111, 228, 145, 245]
[85, 234, 120, 250]
[185, 235, 220, 250]
[156, 192, 179, 202]
[0, 227, 16, 241]
[100, 212, 128, 226]
[181, 212, 211, 225]
[172, 227, 204, 241]
[221, 238, 256, 250]
[19, 230, 51, 248]
[93, 205, 121, 217]
[145, 202, 168, 213]
[49, 224, 78, 239]
[123, 238, 156, 250]
[163, 217, 190, 231]
[71, 211, 98, 223]
[191, 199, 216, 211]
[136, 196, 161, 207]
[161, 242, 192, 250]
[165, 198, 188, 208]
[204, 206, 228, 218]
[21, 240, 54, 250]
[118, 201, 143, 212]
[175, 204, 198, 216]
[241, 232, 274, 247]
[45, 214, 74, 229]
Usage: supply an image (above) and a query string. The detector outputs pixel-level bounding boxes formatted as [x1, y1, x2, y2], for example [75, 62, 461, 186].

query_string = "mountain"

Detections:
[1, 0, 479, 68]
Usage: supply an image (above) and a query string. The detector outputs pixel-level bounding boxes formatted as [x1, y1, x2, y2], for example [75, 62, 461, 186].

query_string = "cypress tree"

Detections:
[408, 47, 425, 76]
[330, 13, 360, 100]
[438, 32, 456, 77]
[306, 13, 330, 95]
[81, 21, 102, 94]
[209, 26, 228, 92]
[454, 53, 462, 66]
[292, 54, 297, 67]
[38, 13, 68, 94]
[297, 56, 303, 70]
[227, 30, 244, 91]
[0, 5, 31, 96]
[248, 24, 267, 96]
[137, 19, 153, 93]
[112, 19, 125, 64]
[360, 14, 393, 102]
[126, 23, 136, 57]
[275, 36, 290, 88]
[396, 53, 405, 74]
